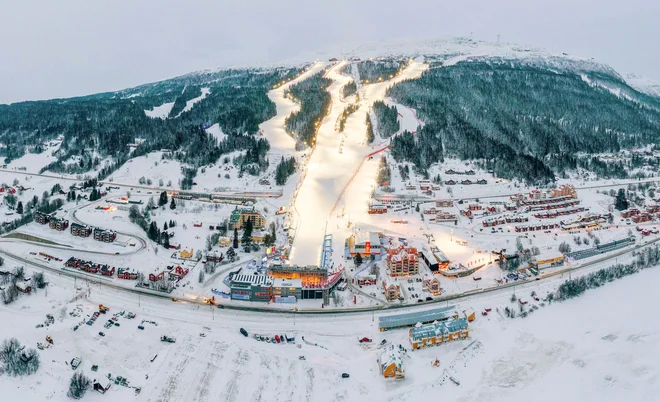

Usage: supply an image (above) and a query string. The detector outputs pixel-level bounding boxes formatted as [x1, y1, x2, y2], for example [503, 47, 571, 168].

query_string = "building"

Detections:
[71, 223, 92, 238]
[179, 249, 194, 259]
[379, 306, 459, 332]
[93, 228, 116, 243]
[16, 281, 32, 294]
[423, 276, 441, 295]
[380, 344, 405, 379]
[117, 268, 138, 280]
[269, 264, 343, 303]
[229, 274, 273, 302]
[386, 247, 419, 276]
[49, 217, 69, 231]
[409, 318, 469, 350]
[346, 231, 382, 258]
[272, 278, 303, 301]
[534, 251, 565, 269]
[251, 230, 268, 244]
[436, 200, 453, 208]
[368, 204, 388, 214]
[229, 207, 266, 230]
[550, 184, 577, 199]
[100, 265, 115, 277]
[383, 279, 400, 301]
[35, 212, 50, 225]
[356, 271, 377, 286]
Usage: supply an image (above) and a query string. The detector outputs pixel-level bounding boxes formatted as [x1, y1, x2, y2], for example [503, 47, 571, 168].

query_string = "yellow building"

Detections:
[180, 249, 194, 259]
[218, 237, 231, 247]
[380, 345, 405, 379]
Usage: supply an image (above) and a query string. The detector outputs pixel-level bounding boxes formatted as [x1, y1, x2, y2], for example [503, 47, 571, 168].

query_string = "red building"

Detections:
[117, 268, 138, 280]
[100, 265, 115, 277]
[149, 272, 165, 282]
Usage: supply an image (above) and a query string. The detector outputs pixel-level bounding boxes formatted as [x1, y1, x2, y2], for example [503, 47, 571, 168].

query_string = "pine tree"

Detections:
[159, 191, 168, 207]
[615, 189, 629, 211]
[170, 197, 176, 210]
[16, 202, 23, 215]
[233, 228, 239, 249]
[242, 219, 253, 246]
[354, 253, 363, 267]
[163, 222, 168, 231]
[67, 372, 91, 399]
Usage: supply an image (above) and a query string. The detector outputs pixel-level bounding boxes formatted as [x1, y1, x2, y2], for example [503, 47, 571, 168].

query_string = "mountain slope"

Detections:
[385, 55, 660, 183]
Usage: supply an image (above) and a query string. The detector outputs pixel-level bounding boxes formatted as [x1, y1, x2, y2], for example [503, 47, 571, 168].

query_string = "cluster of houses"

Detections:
[444, 178, 487, 186]
[483, 216, 529, 228]
[561, 213, 610, 231]
[514, 222, 560, 232]
[70, 223, 117, 243]
[515, 185, 577, 201]
[148, 265, 190, 283]
[35, 212, 69, 231]
[444, 169, 476, 175]
[621, 206, 660, 224]
[65, 257, 116, 277]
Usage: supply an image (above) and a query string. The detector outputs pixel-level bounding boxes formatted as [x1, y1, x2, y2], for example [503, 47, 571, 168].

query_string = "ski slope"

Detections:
[289, 60, 427, 266]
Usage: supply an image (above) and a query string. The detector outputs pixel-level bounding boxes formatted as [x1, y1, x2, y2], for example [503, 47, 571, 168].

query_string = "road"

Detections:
[0, 168, 282, 199]
[1, 225, 656, 317]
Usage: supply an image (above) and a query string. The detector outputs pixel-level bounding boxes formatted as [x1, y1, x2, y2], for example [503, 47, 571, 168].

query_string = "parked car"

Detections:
[98, 332, 105, 337]
[275, 335, 281, 343]
[425, 297, 433, 301]
[359, 337, 372, 343]
[240, 328, 248, 337]
[138, 325, 145, 330]
[342, 373, 350, 378]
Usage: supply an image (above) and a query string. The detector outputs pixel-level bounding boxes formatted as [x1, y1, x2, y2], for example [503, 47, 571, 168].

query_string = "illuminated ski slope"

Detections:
[289, 60, 427, 265]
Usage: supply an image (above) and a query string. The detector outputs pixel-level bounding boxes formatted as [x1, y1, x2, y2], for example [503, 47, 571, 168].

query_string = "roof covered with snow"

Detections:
[379, 306, 458, 329]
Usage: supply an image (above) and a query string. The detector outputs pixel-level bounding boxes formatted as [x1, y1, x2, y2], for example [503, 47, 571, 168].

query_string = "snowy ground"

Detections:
[1, 250, 659, 401]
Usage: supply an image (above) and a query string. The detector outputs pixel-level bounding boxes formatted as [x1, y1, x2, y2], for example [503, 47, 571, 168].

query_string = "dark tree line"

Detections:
[365, 114, 375, 144]
[284, 72, 332, 147]
[275, 156, 296, 185]
[342, 81, 357, 98]
[344, 59, 406, 83]
[372, 101, 400, 138]
[338, 104, 359, 132]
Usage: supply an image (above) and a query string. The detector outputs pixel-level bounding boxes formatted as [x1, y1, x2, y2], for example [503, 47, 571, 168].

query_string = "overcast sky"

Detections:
[1, 0, 658, 104]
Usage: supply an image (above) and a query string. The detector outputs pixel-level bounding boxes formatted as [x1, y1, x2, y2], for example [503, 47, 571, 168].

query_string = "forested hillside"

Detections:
[388, 59, 660, 183]
[371, 101, 399, 138]
[0, 66, 302, 176]
[284, 72, 332, 148]
[344, 59, 406, 84]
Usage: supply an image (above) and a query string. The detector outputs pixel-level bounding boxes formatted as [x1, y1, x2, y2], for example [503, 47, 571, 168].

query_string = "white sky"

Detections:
[1, 0, 658, 104]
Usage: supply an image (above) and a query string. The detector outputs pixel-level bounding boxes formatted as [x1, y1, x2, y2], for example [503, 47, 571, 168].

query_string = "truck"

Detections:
[70, 357, 81, 370]
[160, 335, 176, 343]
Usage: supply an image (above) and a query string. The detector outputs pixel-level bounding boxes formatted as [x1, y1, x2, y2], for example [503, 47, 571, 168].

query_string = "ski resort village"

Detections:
[1, 38, 660, 401]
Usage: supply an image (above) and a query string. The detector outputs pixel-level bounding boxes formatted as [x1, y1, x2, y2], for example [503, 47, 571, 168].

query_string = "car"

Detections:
[271, 338, 277, 343]
[359, 337, 372, 343]
[171, 298, 178, 302]
[275, 335, 280, 343]
[417, 299, 424, 303]
[138, 325, 145, 330]
[240, 328, 248, 337]
[114, 322, 120, 327]
[114, 252, 120, 255]
[342, 373, 350, 378]
[299, 356, 306, 360]
[426, 297, 433, 301]
[98, 332, 105, 337]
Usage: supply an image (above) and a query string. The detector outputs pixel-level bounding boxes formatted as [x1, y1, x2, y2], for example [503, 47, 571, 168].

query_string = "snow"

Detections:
[625, 73, 660, 98]
[3, 141, 61, 172]
[204, 123, 226, 143]
[144, 102, 175, 119]
[174, 87, 210, 117]
[289, 60, 428, 266]
[110, 152, 183, 188]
